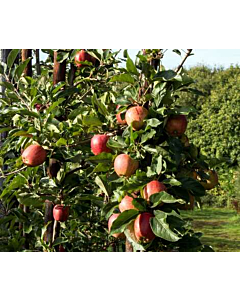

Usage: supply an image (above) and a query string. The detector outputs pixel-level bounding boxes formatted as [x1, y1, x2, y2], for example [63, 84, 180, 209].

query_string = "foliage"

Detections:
[0, 49, 216, 252]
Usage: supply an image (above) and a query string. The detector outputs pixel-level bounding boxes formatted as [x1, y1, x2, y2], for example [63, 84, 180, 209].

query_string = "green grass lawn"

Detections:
[181, 207, 240, 252]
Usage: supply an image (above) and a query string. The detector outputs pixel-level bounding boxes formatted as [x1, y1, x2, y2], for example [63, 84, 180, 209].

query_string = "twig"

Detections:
[175, 49, 193, 73]
[0, 166, 27, 178]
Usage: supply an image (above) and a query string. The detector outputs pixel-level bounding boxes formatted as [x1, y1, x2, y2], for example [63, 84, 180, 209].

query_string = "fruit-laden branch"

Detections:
[175, 49, 192, 73]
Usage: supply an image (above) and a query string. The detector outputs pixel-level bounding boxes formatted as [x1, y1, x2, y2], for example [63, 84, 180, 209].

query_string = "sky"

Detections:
[40, 49, 240, 69]
[125, 49, 240, 69]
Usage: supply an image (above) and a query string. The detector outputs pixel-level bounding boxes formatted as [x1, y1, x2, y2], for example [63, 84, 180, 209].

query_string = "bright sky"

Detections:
[126, 49, 240, 69]
[39, 49, 240, 69]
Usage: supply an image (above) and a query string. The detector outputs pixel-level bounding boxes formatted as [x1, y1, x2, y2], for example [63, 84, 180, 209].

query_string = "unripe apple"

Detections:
[22, 144, 47, 167]
[114, 154, 139, 177]
[53, 205, 70, 222]
[134, 212, 155, 242]
[116, 105, 127, 125]
[125, 106, 148, 130]
[119, 195, 137, 213]
[75, 50, 96, 68]
[108, 213, 125, 239]
[165, 115, 187, 137]
[143, 180, 167, 201]
[180, 134, 190, 147]
[91, 134, 111, 155]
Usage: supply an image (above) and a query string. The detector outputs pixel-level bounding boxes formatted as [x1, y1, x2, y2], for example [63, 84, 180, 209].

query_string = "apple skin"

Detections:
[119, 195, 137, 213]
[22, 144, 47, 167]
[125, 106, 148, 130]
[91, 134, 111, 155]
[108, 213, 125, 239]
[116, 105, 127, 125]
[198, 170, 218, 190]
[165, 115, 187, 137]
[53, 205, 70, 222]
[75, 50, 96, 68]
[143, 180, 167, 201]
[59, 245, 66, 252]
[134, 213, 155, 242]
[114, 154, 139, 178]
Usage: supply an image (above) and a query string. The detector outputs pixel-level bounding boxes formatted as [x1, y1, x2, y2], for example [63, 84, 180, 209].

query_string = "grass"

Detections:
[181, 207, 240, 252]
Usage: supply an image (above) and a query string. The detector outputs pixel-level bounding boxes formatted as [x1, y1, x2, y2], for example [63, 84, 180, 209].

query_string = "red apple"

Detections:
[108, 213, 125, 239]
[143, 180, 167, 201]
[59, 245, 66, 252]
[165, 115, 187, 137]
[134, 212, 155, 242]
[116, 105, 127, 125]
[34, 104, 42, 111]
[114, 154, 139, 177]
[53, 205, 70, 222]
[91, 134, 111, 155]
[125, 106, 148, 130]
[74, 50, 96, 68]
[119, 195, 137, 213]
[22, 144, 47, 167]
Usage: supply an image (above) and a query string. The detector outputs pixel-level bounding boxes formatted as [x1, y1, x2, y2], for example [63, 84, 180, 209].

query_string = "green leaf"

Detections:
[102, 201, 119, 219]
[15, 58, 32, 80]
[46, 98, 66, 114]
[154, 70, 177, 81]
[17, 193, 44, 207]
[132, 198, 148, 212]
[0, 127, 12, 134]
[56, 51, 69, 63]
[146, 118, 162, 128]
[150, 210, 181, 242]
[178, 177, 205, 197]
[107, 137, 127, 150]
[110, 74, 135, 84]
[0, 81, 15, 91]
[1, 175, 27, 198]
[150, 191, 185, 208]
[7, 49, 20, 69]
[126, 54, 138, 75]
[93, 163, 111, 173]
[110, 209, 139, 234]
[56, 138, 67, 146]
[82, 115, 102, 127]
[95, 176, 109, 196]
[52, 237, 68, 247]
[87, 152, 113, 164]
[18, 109, 40, 119]
[156, 154, 163, 175]
[141, 129, 156, 143]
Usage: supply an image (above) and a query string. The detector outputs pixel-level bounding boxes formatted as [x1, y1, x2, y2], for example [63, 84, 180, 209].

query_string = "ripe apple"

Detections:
[53, 205, 70, 222]
[91, 134, 111, 155]
[198, 170, 218, 190]
[134, 212, 155, 242]
[114, 154, 139, 177]
[116, 105, 127, 125]
[119, 195, 137, 213]
[108, 213, 125, 239]
[125, 106, 148, 130]
[59, 245, 66, 252]
[34, 104, 42, 111]
[165, 115, 187, 137]
[75, 50, 96, 68]
[22, 144, 47, 167]
[143, 180, 167, 201]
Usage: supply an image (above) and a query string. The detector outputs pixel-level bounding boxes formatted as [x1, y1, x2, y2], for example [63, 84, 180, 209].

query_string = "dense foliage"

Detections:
[178, 65, 240, 207]
[0, 49, 217, 251]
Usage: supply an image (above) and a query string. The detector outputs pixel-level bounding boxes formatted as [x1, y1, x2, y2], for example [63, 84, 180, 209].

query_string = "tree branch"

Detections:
[175, 49, 193, 73]
[0, 166, 27, 178]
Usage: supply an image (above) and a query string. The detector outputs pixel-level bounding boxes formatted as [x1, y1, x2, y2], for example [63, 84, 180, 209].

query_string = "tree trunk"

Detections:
[125, 238, 133, 252]
[53, 51, 66, 85]
[43, 200, 54, 248]
[35, 49, 41, 75]
[21, 49, 32, 77]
